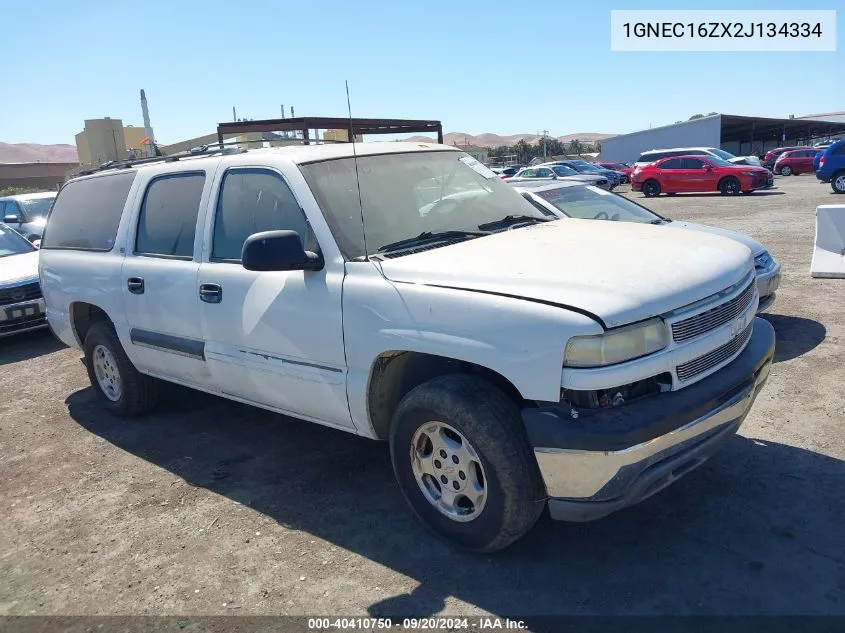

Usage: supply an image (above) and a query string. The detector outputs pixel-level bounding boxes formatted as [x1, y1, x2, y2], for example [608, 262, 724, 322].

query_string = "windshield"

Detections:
[20, 196, 55, 220]
[534, 185, 660, 224]
[709, 148, 736, 161]
[300, 150, 544, 259]
[551, 165, 579, 176]
[0, 225, 37, 257]
[706, 156, 735, 167]
[572, 163, 603, 173]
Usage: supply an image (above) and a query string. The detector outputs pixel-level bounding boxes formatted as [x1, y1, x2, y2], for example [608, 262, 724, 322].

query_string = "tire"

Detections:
[719, 176, 740, 195]
[780, 165, 793, 176]
[832, 171, 845, 194]
[83, 321, 158, 417]
[642, 180, 661, 197]
[389, 374, 546, 553]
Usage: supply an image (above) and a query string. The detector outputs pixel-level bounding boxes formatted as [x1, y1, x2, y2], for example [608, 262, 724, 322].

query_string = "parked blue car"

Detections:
[815, 139, 845, 194]
[541, 161, 626, 189]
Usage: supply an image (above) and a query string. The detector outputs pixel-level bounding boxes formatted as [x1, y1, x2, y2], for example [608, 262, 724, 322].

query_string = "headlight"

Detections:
[754, 251, 773, 271]
[564, 318, 668, 368]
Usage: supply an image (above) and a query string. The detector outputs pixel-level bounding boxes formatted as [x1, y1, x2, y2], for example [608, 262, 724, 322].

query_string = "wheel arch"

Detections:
[70, 301, 114, 346]
[366, 351, 524, 440]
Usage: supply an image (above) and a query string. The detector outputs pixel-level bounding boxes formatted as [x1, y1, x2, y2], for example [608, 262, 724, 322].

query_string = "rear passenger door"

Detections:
[120, 166, 218, 388]
[680, 157, 710, 191]
[197, 167, 352, 429]
[657, 158, 683, 191]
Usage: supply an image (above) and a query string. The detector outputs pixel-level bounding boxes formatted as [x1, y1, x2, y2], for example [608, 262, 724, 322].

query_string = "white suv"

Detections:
[40, 142, 775, 551]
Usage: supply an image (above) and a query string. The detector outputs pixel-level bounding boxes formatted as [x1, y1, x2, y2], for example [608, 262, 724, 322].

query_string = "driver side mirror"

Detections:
[550, 173, 558, 179]
[704, 165, 713, 171]
[242, 230, 324, 272]
[3, 215, 18, 224]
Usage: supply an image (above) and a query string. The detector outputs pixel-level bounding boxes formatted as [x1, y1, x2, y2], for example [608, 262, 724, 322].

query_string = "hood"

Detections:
[378, 220, 753, 328]
[663, 221, 765, 256]
[0, 251, 39, 285]
[728, 156, 763, 167]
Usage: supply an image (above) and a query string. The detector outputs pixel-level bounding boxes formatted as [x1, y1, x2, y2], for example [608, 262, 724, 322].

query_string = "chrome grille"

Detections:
[671, 281, 755, 342]
[676, 323, 753, 382]
[0, 281, 42, 306]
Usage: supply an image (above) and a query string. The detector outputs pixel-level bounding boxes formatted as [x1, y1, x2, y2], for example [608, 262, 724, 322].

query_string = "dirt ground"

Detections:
[1, 175, 843, 618]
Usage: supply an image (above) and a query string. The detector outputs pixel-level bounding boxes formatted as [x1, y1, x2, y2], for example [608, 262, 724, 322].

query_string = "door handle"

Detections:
[127, 277, 144, 294]
[199, 283, 222, 304]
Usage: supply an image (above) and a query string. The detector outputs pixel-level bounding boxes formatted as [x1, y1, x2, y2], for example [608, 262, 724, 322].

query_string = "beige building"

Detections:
[75, 118, 152, 167]
[451, 142, 488, 163]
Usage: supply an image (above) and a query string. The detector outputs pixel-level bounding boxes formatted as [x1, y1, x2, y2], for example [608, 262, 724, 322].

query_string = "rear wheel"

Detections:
[832, 171, 845, 194]
[642, 180, 661, 197]
[389, 374, 546, 553]
[780, 165, 793, 176]
[719, 176, 740, 195]
[83, 321, 158, 417]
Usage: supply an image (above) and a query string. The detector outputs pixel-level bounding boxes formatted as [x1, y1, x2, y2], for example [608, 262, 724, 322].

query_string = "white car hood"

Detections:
[665, 221, 765, 257]
[378, 220, 753, 328]
[0, 251, 39, 285]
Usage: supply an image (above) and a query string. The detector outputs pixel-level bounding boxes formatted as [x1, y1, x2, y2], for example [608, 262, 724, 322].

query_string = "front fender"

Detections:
[342, 264, 602, 434]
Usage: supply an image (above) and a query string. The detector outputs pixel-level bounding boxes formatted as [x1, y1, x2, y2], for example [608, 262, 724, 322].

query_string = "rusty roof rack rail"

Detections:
[75, 144, 248, 176]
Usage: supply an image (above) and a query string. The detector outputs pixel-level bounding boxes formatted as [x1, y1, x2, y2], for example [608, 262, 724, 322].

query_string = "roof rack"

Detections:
[75, 143, 249, 176]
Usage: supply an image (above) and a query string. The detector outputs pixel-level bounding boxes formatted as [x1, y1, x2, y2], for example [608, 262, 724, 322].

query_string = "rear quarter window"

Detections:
[41, 171, 137, 251]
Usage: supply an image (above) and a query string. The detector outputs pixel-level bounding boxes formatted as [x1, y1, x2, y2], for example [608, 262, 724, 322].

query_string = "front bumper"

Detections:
[755, 261, 781, 313]
[0, 297, 47, 337]
[523, 317, 775, 522]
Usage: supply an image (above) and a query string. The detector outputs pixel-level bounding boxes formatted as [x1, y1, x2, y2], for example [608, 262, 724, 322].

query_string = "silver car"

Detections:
[512, 180, 781, 312]
[0, 223, 47, 337]
[0, 191, 56, 243]
[505, 165, 612, 190]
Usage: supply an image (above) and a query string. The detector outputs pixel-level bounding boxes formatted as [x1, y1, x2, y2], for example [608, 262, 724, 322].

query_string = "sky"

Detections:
[1, 0, 841, 146]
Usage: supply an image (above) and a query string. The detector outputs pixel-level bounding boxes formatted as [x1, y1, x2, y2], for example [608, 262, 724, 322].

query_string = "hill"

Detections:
[0, 143, 79, 164]
[404, 131, 615, 146]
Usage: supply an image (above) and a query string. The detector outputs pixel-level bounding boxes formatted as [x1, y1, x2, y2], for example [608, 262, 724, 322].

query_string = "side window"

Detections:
[212, 168, 315, 262]
[831, 144, 845, 156]
[537, 168, 553, 177]
[136, 172, 205, 259]
[2, 201, 21, 221]
[682, 158, 705, 169]
[519, 169, 537, 178]
[660, 158, 683, 169]
[41, 171, 136, 251]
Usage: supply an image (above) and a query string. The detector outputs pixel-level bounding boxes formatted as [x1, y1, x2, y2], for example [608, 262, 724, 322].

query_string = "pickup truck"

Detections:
[39, 142, 775, 552]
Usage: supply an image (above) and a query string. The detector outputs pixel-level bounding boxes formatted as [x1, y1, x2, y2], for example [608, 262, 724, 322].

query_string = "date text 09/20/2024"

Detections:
[307, 617, 528, 630]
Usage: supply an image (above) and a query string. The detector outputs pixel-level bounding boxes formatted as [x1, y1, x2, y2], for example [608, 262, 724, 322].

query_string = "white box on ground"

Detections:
[811, 205, 845, 279]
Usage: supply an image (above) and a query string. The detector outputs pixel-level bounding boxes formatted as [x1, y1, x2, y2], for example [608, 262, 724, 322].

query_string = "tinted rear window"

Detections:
[41, 172, 136, 251]
[135, 172, 206, 259]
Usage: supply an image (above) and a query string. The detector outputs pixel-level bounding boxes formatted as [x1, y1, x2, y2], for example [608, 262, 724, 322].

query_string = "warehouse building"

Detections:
[599, 114, 845, 164]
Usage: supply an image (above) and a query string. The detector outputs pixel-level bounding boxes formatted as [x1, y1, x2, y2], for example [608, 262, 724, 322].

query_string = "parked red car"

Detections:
[597, 161, 633, 178]
[773, 148, 822, 176]
[762, 146, 805, 170]
[631, 155, 773, 197]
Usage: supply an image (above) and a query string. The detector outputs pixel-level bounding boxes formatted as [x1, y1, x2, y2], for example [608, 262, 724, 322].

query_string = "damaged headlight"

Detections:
[564, 318, 668, 368]
[754, 251, 774, 272]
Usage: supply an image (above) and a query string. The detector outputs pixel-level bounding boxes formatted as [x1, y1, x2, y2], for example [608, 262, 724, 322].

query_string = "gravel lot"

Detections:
[1, 175, 843, 618]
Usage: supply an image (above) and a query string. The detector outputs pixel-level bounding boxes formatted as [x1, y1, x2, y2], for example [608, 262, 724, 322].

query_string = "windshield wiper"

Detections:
[477, 215, 551, 232]
[376, 230, 488, 253]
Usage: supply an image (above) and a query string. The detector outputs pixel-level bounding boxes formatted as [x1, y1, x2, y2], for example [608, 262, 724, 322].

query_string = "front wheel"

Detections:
[389, 375, 546, 553]
[642, 180, 661, 197]
[719, 177, 740, 195]
[832, 172, 845, 194]
[83, 321, 159, 416]
[780, 165, 793, 176]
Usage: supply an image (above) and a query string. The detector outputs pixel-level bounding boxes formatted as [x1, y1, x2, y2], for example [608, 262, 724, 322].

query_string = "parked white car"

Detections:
[0, 223, 47, 337]
[40, 143, 775, 551]
[633, 147, 763, 169]
[0, 191, 56, 243]
[513, 181, 781, 312]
